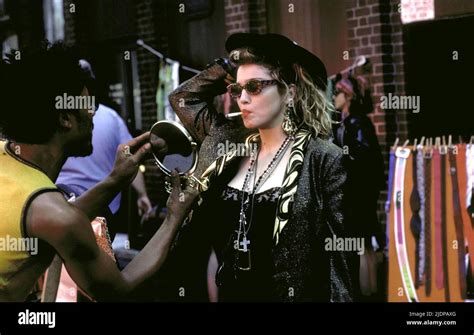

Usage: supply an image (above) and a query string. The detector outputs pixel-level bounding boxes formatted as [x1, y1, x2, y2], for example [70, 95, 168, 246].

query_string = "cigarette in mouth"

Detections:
[226, 112, 243, 119]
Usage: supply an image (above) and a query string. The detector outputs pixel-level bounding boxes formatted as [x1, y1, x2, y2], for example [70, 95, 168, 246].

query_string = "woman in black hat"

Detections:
[165, 33, 354, 302]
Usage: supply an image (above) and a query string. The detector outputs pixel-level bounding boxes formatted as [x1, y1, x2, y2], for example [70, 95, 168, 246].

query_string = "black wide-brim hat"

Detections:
[225, 33, 327, 90]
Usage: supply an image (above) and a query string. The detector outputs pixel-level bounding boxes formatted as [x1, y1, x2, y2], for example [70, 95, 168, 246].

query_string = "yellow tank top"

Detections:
[0, 141, 58, 294]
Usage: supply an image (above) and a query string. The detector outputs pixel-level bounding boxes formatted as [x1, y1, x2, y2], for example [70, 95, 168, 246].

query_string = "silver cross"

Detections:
[239, 237, 250, 252]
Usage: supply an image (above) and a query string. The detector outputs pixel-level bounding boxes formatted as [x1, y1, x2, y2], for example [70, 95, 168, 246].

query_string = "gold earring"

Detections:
[282, 99, 297, 136]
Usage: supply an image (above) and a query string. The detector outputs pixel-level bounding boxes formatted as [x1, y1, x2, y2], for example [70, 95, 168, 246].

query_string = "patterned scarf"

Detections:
[198, 129, 313, 245]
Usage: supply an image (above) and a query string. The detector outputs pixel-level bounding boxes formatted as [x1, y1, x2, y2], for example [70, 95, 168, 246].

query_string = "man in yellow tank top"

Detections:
[0, 42, 198, 301]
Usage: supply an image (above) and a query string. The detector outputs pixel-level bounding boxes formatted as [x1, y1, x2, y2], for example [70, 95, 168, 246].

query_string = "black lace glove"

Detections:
[206, 57, 235, 75]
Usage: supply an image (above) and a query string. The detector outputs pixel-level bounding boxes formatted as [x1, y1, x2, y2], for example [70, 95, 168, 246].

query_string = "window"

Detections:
[401, 0, 435, 24]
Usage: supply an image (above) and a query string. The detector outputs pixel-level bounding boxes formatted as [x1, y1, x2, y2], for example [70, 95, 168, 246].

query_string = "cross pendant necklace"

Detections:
[239, 236, 250, 251]
[237, 207, 252, 271]
[237, 234, 252, 271]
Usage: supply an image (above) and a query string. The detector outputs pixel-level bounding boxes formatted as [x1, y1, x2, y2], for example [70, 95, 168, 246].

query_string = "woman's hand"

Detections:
[206, 57, 236, 86]
[165, 171, 200, 223]
[224, 73, 235, 86]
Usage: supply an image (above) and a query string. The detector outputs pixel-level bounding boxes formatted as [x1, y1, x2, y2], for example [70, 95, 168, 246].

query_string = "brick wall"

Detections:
[135, 0, 160, 131]
[346, 0, 408, 227]
[224, 0, 267, 35]
[225, 0, 250, 34]
[248, 0, 268, 33]
[134, 0, 167, 205]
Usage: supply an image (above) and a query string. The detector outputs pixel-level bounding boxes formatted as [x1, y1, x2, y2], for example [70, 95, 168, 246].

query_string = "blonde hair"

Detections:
[229, 48, 334, 138]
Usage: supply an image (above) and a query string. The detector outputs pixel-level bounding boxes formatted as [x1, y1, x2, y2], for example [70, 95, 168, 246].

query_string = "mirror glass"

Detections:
[149, 120, 197, 176]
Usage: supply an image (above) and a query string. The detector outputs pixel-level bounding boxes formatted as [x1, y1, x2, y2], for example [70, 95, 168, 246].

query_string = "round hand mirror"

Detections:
[149, 120, 203, 192]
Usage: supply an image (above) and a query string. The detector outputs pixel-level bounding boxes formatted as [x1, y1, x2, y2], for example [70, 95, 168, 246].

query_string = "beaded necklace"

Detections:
[236, 135, 293, 271]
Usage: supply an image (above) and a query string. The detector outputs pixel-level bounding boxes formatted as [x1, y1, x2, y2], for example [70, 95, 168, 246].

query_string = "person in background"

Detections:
[56, 59, 152, 240]
[332, 75, 385, 301]
[0, 41, 199, 301]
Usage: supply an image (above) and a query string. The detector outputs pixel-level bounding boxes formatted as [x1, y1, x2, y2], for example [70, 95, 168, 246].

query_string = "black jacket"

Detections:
[333, 113, 385, 245]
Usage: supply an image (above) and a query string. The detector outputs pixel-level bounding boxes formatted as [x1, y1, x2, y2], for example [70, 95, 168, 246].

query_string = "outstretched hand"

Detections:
[109, 132, 152, 186]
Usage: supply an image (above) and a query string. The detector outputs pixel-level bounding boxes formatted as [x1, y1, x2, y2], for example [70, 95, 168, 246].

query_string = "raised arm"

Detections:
[169, 60, 234, 144]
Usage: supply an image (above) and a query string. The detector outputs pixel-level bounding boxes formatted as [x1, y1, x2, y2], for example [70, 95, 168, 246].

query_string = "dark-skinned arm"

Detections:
[27, 172, 198, 301]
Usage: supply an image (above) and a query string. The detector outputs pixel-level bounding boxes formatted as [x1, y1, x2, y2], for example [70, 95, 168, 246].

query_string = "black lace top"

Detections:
[212, 185, 281, 302]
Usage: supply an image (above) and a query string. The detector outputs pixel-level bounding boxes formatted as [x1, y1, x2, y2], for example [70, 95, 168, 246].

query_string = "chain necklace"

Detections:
[236, 134, 294, 271]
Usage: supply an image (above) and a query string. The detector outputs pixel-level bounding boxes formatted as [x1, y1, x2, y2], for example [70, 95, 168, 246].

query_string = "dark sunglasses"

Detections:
[227, 79, 279, 99]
